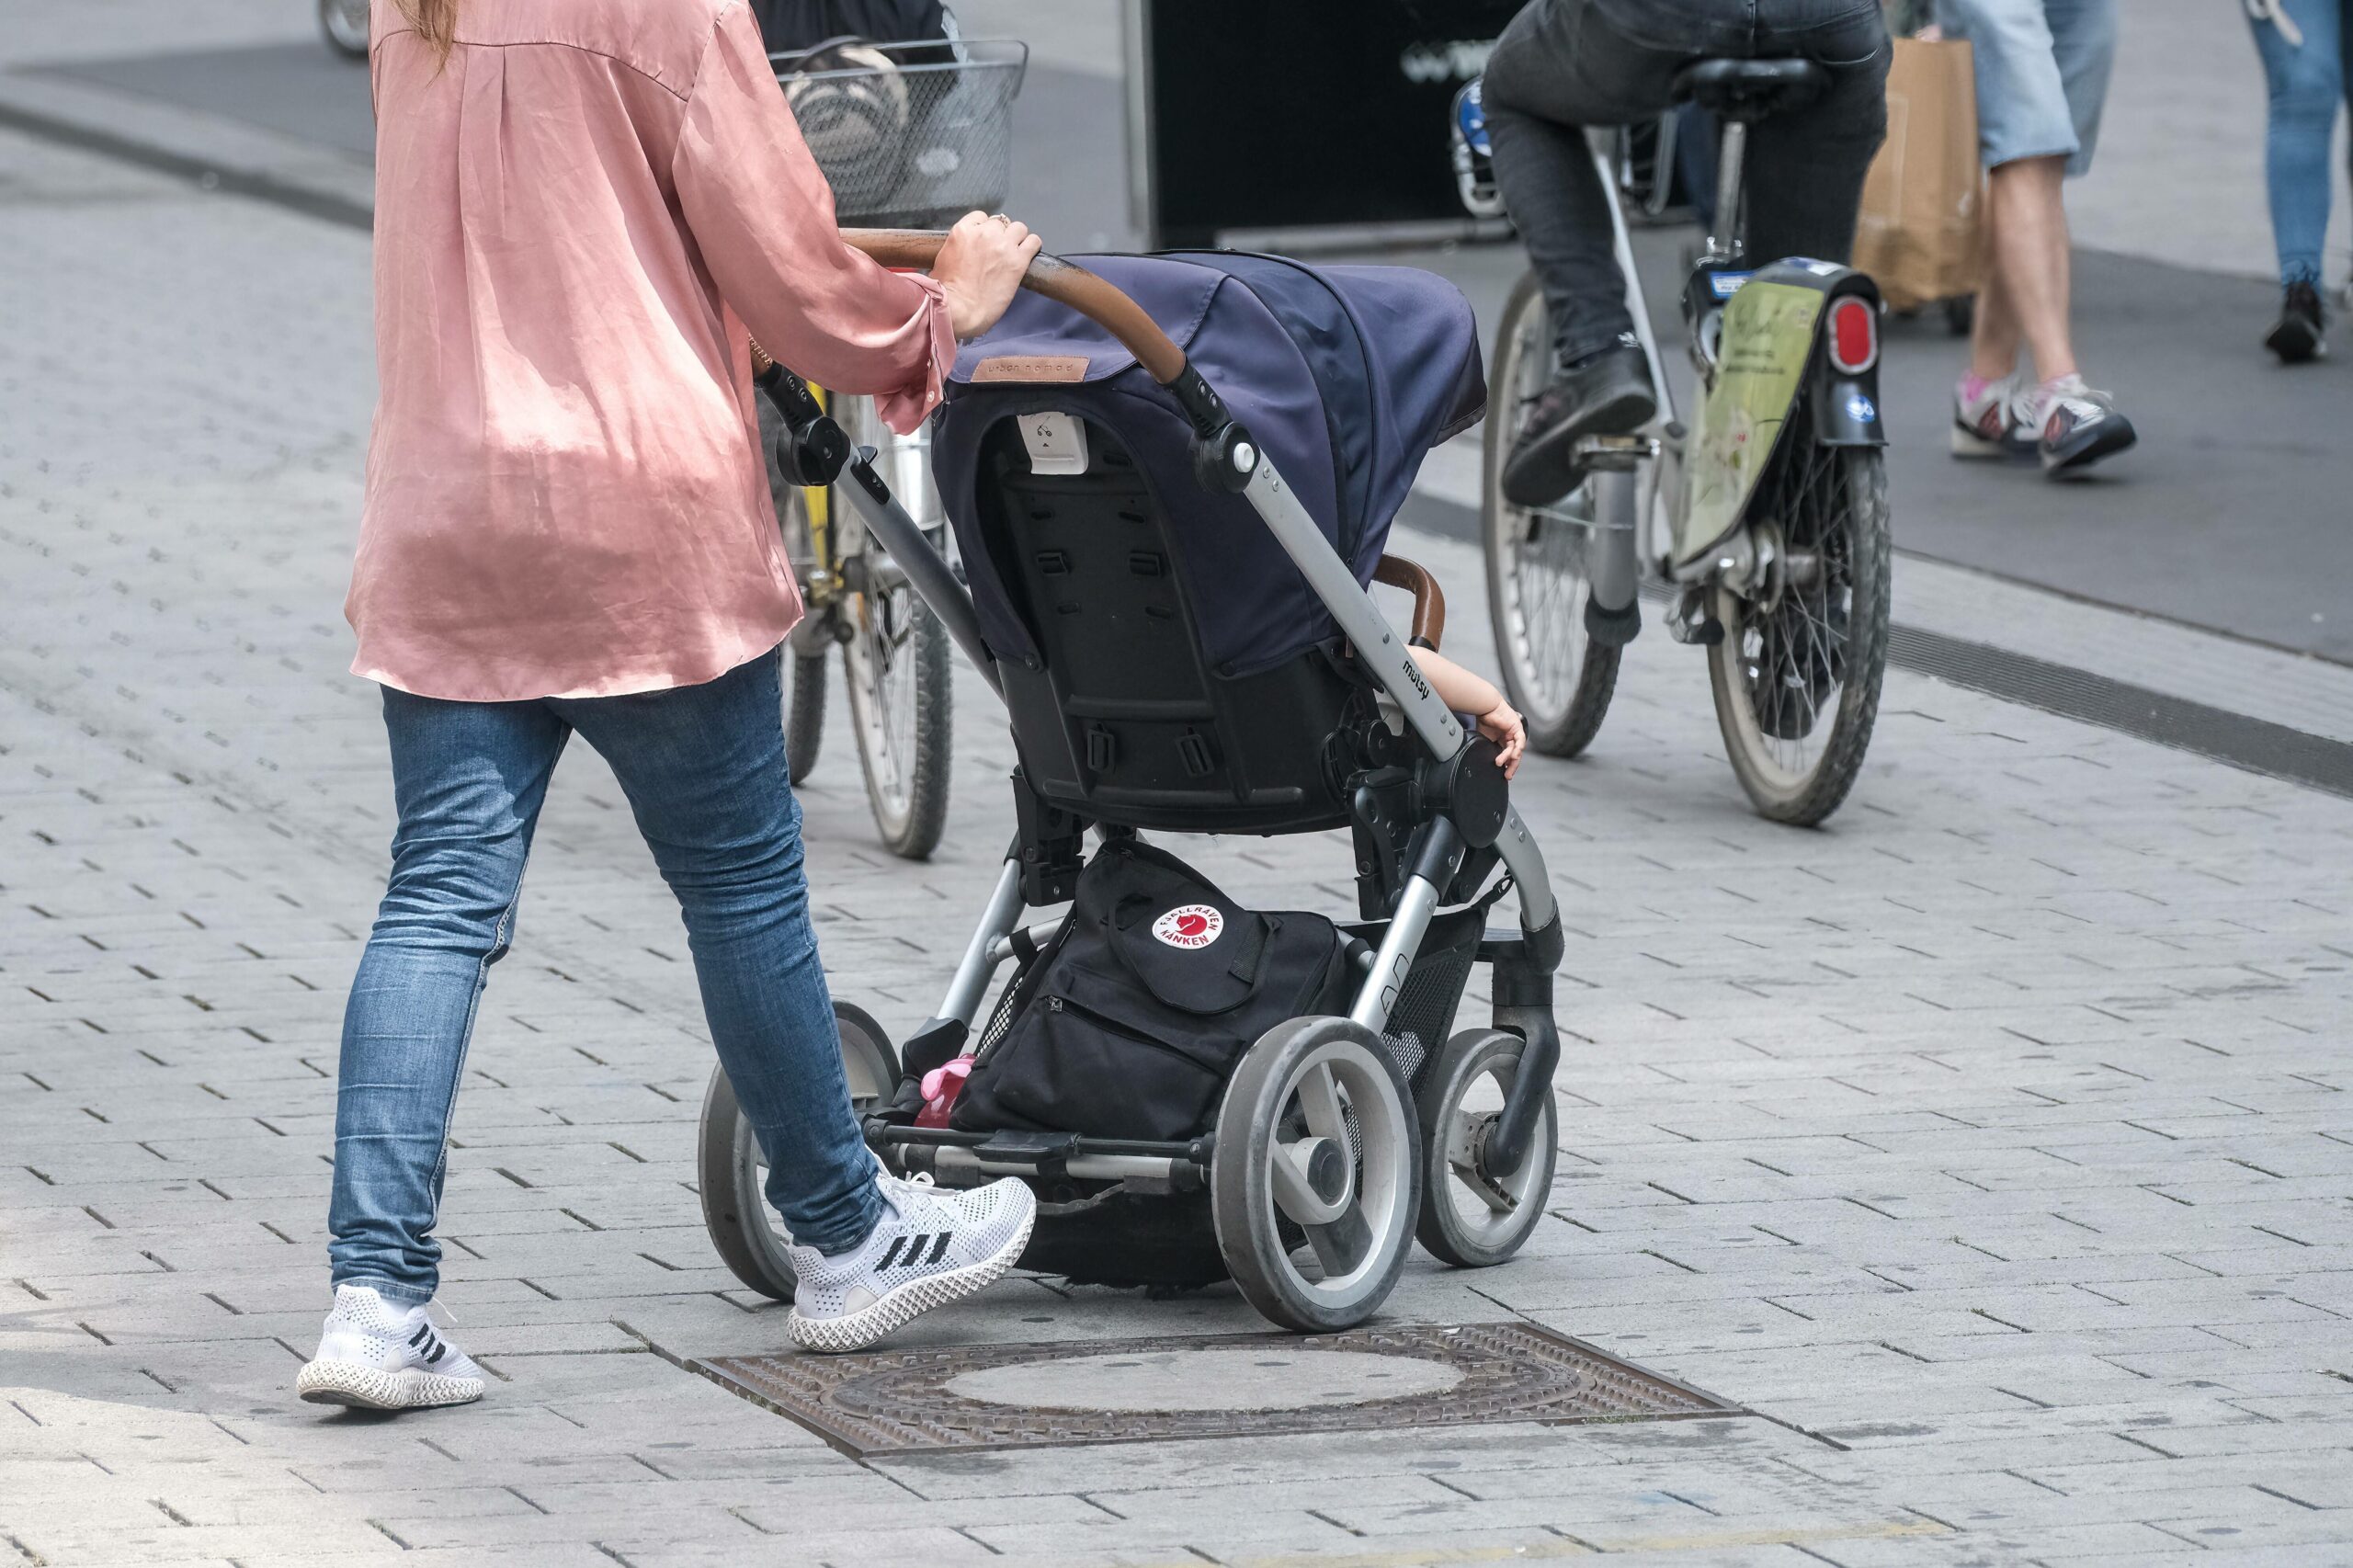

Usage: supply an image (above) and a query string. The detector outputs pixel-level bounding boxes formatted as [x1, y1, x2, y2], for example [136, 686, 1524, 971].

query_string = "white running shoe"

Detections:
[786, 1171, 1036, 1354]
[295, 1284, 486, 1410]
[1949, 370, 2026, 458]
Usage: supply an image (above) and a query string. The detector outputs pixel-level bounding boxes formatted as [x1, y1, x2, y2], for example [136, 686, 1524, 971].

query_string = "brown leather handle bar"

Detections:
[1373, 555, 1446, 652]
[844, 228, 1189, 384]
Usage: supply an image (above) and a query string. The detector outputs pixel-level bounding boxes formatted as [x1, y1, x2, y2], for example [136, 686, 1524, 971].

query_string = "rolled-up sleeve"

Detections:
[673, 2, 956, 434]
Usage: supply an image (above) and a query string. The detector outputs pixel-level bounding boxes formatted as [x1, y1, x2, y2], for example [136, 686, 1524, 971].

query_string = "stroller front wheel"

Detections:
[1414, 1028, 1556, 1268]
[1211, 1017, 1421, 1334]
[698, 1002, 902, 1301]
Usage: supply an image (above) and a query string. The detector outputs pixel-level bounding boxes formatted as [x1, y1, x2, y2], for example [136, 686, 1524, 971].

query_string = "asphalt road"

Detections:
[46, 37, 2351, 662]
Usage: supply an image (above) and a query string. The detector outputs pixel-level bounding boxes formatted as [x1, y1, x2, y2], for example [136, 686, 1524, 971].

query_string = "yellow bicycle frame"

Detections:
[799, 387, 838, 607]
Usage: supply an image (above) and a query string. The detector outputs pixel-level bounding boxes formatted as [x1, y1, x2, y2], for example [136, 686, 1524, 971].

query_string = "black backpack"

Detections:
[951, 841, 1355, 1143]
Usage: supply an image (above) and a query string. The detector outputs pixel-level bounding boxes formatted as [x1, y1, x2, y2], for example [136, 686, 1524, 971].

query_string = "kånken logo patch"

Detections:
[1152, 904, 1223, 949]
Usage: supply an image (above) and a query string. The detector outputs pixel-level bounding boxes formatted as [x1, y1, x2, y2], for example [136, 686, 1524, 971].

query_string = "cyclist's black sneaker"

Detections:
[2028, 374, 2136, 477]
[2265, 280, 2327, 364]
[1501, 338, 1656, 507]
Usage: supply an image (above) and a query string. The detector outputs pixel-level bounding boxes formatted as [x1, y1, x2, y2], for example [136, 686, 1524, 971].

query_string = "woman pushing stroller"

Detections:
[301, 0, 1048, 1410]
[309, 0, 1530, 1411]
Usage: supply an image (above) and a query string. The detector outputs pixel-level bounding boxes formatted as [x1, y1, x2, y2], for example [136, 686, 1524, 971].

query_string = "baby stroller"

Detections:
[699, 237, 1569, 1333]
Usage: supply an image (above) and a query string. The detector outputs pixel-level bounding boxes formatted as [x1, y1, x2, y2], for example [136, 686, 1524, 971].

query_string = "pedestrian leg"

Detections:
[559, 653, 881, 1257]
[327, 689, 569, 1302]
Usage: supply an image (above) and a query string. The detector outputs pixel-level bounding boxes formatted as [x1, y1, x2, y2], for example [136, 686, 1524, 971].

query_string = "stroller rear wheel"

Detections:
[1211, 1017, 1421, 1333]
[1414, 1028, 1556, 1268]
[698, 1002, 901, 1301]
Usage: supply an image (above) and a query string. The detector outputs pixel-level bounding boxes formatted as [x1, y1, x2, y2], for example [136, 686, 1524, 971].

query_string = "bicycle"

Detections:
[767, 392, 955, 858]
[765, 36, 1029, 858]
[1455, 60, 1892, 825]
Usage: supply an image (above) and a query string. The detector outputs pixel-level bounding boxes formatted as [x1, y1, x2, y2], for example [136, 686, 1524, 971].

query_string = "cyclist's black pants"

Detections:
[1484, 0, 1890, 366]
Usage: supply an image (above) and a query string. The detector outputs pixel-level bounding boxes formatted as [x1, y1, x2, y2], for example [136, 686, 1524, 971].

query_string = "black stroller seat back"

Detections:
[964, 413, 1370, 833]
[933, 253, 1485, 835]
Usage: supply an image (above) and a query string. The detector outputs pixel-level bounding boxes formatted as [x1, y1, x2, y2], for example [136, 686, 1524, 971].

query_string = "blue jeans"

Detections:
[1937, 0, 2117, 176]
[2247, 0, 2350, 287]
[327, 651, 881, 1303]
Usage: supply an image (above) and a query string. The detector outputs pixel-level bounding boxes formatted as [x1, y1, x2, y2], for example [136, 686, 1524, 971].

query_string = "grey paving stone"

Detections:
[5, 61, 2353, 1565]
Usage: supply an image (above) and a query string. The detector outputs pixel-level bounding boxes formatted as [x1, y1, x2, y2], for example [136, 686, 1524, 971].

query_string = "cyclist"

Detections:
[1483, 0, 1892, 507]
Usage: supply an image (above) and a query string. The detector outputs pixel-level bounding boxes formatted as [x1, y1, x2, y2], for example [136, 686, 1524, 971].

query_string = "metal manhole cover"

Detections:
[693, 1323, 1742, 1455]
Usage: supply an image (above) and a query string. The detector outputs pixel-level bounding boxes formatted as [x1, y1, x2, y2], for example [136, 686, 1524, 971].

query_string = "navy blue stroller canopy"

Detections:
[934, 253, 1485, 678]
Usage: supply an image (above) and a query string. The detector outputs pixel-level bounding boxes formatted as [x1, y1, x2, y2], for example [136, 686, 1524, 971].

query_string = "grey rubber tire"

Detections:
[845, 586, 951, 860]
[765, 416, 828, 787]
[1707, 446, 1891, 827]
[698, 1002, 899, 1301]
[1483, 269, 1620, 758]
[1211, 1017, 1421, 1334]
[1414, 1028, 1556, 1268]
[784, 649, 828, 786]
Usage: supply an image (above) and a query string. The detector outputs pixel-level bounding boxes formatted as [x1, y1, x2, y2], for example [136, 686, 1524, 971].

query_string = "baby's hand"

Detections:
[1477, 700, 1525, 779]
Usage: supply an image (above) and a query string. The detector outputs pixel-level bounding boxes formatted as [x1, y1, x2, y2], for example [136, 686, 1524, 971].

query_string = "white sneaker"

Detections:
[1949, 369, 2025, 458]
[786, 1171, 1036, 1354]
[295, 1284, 486, 1410]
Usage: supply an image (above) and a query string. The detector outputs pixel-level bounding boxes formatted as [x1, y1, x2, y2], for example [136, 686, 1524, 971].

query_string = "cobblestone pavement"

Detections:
[4, 127, 2352, 1568]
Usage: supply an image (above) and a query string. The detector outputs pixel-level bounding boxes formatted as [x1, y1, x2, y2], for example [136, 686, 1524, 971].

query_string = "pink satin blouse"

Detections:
[347, 0, 955, 700]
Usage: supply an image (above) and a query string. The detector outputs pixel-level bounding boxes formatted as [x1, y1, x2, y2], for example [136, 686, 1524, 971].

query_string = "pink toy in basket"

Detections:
[915, 1056, 973, 1128]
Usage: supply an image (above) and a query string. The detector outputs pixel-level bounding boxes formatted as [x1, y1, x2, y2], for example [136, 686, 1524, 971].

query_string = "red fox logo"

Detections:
[1152, 904, 1223, 949]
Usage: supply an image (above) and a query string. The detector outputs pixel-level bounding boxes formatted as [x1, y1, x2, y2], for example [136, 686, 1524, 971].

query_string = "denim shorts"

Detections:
[1935, 0, 2118, 175]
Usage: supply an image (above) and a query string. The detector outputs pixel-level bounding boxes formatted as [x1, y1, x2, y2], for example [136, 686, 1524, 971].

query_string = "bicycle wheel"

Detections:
[1483, 270, 1620, 758]
[774, 485, 828, 784]
[843, 562, 951, 858]
[835, 400, 952, 860]
[783, 648, 829, 786]
[1707, 440, 1890, 825]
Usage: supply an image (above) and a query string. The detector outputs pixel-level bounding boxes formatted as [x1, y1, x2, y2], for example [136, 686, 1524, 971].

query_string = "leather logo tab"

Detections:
[972, 355, 1090, 383]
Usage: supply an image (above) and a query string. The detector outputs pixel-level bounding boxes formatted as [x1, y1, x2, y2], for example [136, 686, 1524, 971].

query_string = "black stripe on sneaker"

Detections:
[876, 1234, 911, 1268]
[925, 1231, 952, 1266]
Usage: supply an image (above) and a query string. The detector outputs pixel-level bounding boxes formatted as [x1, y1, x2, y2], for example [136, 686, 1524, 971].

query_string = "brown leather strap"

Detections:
[1373, 555, 1446, 651]
[842, 229, 1189, 385]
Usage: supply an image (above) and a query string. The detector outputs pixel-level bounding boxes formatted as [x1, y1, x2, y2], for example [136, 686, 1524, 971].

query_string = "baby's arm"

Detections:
[1408, 646, 1525, 778]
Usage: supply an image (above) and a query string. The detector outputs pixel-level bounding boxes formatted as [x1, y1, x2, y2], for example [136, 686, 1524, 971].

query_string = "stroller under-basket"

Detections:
[698, 236, 1568, 1333]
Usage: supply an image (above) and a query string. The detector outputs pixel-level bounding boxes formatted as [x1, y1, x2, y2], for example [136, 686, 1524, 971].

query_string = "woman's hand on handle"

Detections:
[934, 210, 1043, 340]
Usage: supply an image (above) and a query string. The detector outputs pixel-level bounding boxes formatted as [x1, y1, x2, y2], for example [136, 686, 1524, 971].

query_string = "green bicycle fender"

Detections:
[1677, 279, 1825, 568]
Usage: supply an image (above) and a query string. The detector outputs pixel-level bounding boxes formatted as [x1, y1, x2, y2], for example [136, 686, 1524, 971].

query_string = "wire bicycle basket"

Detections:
[772, 37, 1029, 228]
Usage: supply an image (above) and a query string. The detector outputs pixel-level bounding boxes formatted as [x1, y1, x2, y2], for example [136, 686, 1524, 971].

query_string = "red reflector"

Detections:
[1828, 297, 1877, 373]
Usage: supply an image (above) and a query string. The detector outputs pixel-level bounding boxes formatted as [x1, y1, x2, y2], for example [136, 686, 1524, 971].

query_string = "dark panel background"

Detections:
[1141, 0, 1522, 245]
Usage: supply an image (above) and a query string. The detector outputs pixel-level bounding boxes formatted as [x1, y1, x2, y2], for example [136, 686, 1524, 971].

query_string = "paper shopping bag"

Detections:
[1853, 37, 1984, 311]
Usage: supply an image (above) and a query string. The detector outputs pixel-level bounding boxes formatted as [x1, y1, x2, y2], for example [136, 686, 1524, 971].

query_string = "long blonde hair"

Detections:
[393, 0, 460, 61]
